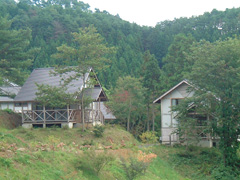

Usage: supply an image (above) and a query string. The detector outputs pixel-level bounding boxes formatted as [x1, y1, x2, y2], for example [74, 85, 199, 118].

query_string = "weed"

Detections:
[24, 131, 36, 140]
[74, 150, 115, 175]
[0, 157, 12, 167]
[93, 125, 105, 138]
[2, 108, 14, 114]
[139, 131, 158, 144]
[82, 139, 94, 146]
[120, 157, 148, 180]
[14, 153, 31, 165]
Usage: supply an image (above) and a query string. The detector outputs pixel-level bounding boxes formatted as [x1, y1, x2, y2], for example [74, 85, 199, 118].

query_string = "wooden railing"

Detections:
[22, 109, 104, 124]
[22, 109, 78, 123]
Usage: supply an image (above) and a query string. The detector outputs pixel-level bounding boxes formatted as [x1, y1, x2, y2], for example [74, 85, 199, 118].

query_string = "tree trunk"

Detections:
[152, 105, 155, 131]
[81, 73, 85, 131]
[147, 104, 150, 131]
[127, 100, 132, 132]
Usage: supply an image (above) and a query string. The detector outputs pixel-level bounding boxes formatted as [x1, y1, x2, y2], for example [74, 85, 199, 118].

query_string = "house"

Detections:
[153, 80, 217, 147]
[13, 67, 115, 128]
[0, 86, 21, 111]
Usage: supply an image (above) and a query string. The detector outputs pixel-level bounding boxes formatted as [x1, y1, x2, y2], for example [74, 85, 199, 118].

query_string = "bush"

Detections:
[2, 108, 14, 114]
[139, 131, 158, 144]
[74, 150, 114, 175]
[93, 125, 105, 138]
[211, 165, 238, 180]
[120, 157, 148, 180]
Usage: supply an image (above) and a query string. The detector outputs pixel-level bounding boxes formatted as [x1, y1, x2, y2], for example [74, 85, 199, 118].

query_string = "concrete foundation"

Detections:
[61, 122, 73, 129]
[22, 124, 33, 129]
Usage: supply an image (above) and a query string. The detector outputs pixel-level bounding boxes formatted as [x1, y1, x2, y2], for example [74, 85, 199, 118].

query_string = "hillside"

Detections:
[1, 0, 240, 87]
[1, 112, 240, 179]
[0, 123, 183, 179]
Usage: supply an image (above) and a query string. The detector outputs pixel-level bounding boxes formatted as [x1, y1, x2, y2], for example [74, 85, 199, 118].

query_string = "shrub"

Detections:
[139, 131, 158, 144]
[211, 165, 238, 180]
[93, 125, 105, 138]
[3, 108, 14, 114]
[74, 150, 114, 175]
[120, 157, 148, 180]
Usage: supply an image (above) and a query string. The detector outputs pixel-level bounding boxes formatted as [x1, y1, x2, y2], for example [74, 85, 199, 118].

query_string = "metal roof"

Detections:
[14, 68, 90, 102]
[80, 87, 103, 101]
[0, 96, 14, 102]
[100, 102, 116, 120]
[153, 80, 192, 103]
[0, 86, 21, 96]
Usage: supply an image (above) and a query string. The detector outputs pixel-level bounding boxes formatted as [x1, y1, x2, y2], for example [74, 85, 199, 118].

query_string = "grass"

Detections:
[0, 123, 187, 180]
[1, 112, 238, 179]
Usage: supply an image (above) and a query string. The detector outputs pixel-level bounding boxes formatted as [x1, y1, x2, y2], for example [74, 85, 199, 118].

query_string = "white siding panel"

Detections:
[28, 103, 32, 110]
[1, 103, 8, 109]
[8, 103, 14, 110]
[161, 98, 171, 113]
[162, 114, 171, 127]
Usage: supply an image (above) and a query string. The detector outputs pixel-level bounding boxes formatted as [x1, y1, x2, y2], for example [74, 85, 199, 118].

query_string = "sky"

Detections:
[82, 0, 240, 27]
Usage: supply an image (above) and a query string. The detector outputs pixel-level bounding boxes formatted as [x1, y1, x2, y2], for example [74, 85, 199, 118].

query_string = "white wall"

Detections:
[0, 102, 14, 110]
[14, 102, 32, 112]
[161, 83, 194, 144]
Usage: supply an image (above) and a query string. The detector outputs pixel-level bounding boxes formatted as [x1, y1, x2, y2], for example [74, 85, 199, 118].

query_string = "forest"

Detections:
[1, 0, 240, 176]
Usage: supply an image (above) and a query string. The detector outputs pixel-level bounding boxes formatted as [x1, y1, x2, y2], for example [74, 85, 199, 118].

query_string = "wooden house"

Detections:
[14, 67, 115, 128]
[0, 86, 21, 111]
[153, 80, 217, 147]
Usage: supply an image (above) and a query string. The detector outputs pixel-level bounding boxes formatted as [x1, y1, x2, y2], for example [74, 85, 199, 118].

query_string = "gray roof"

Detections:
[0, 96, 14, 102]
[80, 87, 103, 101]
[0, 86, 21, 96]
[14, 68, 90, 102]
[100, 102, 116, 120]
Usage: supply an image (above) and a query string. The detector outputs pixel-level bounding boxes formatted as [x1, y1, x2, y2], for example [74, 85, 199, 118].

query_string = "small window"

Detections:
[171, 99, 181, 106]
[22, 103, 28, 107]
[14, 103, 21, 107]
[14, 103, 28, 107]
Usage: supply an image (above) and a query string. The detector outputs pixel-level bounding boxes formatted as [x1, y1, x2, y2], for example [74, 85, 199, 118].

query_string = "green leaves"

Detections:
[0, 16, 34, 85]
[176, 37, 240, 167]
[35, 83, 76, 108]
[53, 25, 115, 73]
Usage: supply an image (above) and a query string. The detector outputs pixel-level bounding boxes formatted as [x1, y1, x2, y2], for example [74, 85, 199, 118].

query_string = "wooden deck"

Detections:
[22, 109, 104, 124]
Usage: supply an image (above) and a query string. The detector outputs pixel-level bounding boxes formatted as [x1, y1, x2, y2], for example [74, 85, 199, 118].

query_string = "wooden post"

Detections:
[67, 105, 70, 122]
[92, 102, 94, 124]
[43, 105, 46, 128]
[21, 105, 24, 124]
[98, 98, 101, 123]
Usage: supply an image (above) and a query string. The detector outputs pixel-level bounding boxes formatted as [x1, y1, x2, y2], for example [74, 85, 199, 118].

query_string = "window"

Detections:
[171, 99, 181, 106]
[14, 103, 28, 107]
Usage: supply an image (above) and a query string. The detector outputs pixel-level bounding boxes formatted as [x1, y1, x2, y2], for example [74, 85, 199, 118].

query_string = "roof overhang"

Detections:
[153, 80, 193, 104]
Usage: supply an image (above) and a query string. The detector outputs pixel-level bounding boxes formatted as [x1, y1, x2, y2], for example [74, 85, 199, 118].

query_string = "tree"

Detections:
[52, 25, 115, 131]
[0, 16, 34, 85]
[141, 50, 161, 131]
[177, 38, 240, 168]
[108, 76, 146, 135]
[35, 84, 76, 108]
[160, 33, 196, 93]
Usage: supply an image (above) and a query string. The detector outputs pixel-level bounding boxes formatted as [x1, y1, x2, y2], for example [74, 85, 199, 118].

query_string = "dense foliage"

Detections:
[1, 0, 240, 172]
[1, 0, 240, 86]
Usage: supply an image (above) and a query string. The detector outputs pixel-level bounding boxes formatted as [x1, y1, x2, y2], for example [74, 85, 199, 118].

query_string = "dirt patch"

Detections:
[0, 111, 21, 129]
[96, 149, 134, 159]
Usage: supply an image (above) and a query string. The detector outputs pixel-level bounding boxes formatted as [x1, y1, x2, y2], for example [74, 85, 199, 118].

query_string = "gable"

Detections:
[153, 80, 193, 103]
